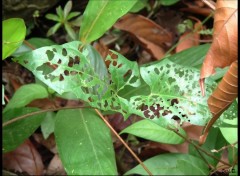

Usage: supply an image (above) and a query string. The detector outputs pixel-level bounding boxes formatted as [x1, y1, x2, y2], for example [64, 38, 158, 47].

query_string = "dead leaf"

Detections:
[176, 22, 201, 52]
[200, 0, 238, 80]
[3, 139, 44, 175]
[181, 0, 214, 16]
[46, 154, 66, 175]
[33, 133, 57, 154]
[200, 61, 238, 145]
[114, 13, 173, 60]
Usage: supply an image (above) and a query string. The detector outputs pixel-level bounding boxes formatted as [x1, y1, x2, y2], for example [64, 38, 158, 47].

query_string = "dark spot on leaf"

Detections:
[62, 48, 67, 56]
[59, 74, 64, 81]
[68, 57, 74, 67]
[88, 97, 92, 102]
[46, 50, 54, 61]
[24, 60, 28, 64]
[118, 64, 122, 68]
[112, 60, 117, 66]
[57, 59, 62, 64]
[162, 110, 172, 116]
[53, 48, 57, 52]
[104, 100, 108, 108]
[171, 115, 180, 120]
[64, 70, 69, 76]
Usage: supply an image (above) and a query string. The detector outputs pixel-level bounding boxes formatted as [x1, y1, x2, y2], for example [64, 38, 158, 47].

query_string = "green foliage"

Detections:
[160, 0, 180, 6]
[120, 119, 186, 144]
[54, 109, 117, 175]
[3, 107, 46, 152]
[177, 19, 193, 34]
[13, 41, 217, 127]
[129, 0, 148, 13]
[125, 153, 209, 175]
[45, 1, 82, 40]
[3, 84, 49, 113]
[3, 18, 26, 59]
[79, 0, 138, 43]
[198, 28, 213, 35]
[41, 112, 56, 139]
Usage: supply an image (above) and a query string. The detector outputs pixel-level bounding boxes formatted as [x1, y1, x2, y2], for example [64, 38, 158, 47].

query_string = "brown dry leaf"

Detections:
[114, 13, 173, 60]
[33, 133, 57, 154]
[200, 0, 238, 80]
[3, 139, 44, 175]
[176, 22, 201, 53]
[181, 0, 213, 16]
[46, 154, 66, 175]
[200, 61, 238, 145]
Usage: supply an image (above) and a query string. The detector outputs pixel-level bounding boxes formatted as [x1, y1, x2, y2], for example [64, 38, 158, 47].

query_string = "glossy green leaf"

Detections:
[14, 42, 217, 128]
[41, 112, 56, 139]
[63, 1, 72, 19]
[129, 0, 148, 13]
[167, 44, 211, 69]
[3, 84, 48, 112]
[47, 23, 62, 36]
[160, 0, 180, 6]
[3, 18, 26, 59]
[125, 153, 209, 175]
[3, 107, 46, 152]
[54, 109, 117, 175]
[120, 119, 185, 144]
[79, 0, 138, 43]
[4, 84, 48, 113]
[220, 127, 237, 145]
[45, 14, 60, 22]
[189, 127, 226, 167]
[64, 23, 77, 40]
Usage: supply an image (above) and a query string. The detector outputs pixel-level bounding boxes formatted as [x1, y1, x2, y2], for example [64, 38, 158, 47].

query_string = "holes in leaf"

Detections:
[168, 77, 176, 84]
[74, 56, 80, 65]
[64, 70, 69, 76]
[36, 63, 54, 75]
[171, 99, 179, 106]
[112, 60, 117, 66]
[57, 59, 62, 64]
[129, 76, 138, 84]
[59, 74, 64, 81]
[46, 50, 54, 61]
[162, 110, 172, 116]
[24, 60, 28, 64]
[109, 50, 118, 59]
[104, 100, 108, 108]
[68, 57, 74, 67]
[171, 115, 180, 120]
[53, 48, 57, 52]
[154, 68, 160, 75]
[62, 48, 67, 56]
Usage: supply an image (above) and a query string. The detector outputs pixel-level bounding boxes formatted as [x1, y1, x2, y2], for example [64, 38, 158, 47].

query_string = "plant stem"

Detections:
[171, 127, 232, 167]
[94, 109, 153, 176]
[2, 105, 92, 127]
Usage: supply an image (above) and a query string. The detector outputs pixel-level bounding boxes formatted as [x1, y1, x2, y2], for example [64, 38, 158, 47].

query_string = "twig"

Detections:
[2, 105, 92, 127]
[23, 40, 36, 50]
[94, 109, 153, 176]
[202, 0, 216, 10]
[169, 126, 232, 167]
[211, 141, 238, 153]
[4, 95, 9, 103]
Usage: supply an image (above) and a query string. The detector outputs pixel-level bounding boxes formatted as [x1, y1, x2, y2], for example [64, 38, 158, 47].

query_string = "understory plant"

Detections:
[3, 0, 237, 175]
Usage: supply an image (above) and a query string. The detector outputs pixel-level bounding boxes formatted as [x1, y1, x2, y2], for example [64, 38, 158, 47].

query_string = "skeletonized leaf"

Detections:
[200, 0, 237, 80]
[114, 13, 173, 60]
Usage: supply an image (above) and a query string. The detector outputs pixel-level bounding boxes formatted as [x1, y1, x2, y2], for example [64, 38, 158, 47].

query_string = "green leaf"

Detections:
[3, 18, 26, 59]
[79, 0, 138, 43]
[41, 112, 56, 139]
[219, 127, 237, 145]
[54, 109, 117, 175]
[14, 43, 217, 127]
[56, 6, 64, 21]
[67, 12, 81, 21]
[3, 107, 46, 152]
[45, 14, 60, 22]
[64, 23, 77, 40]
[47, 23, 62, 36]
[120, 119, 185, 144]
[230, 166, 238, 176]
[2, 85, 5, 105]
[167, 44, 211, 69]
[4, 84, 49, 113]
[63, 1, 72, 19]
[160, 0, 180, 6]
[129, 0, 148, 13]
[189, 127, 226, 167]
[125, 153, 209, 175]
